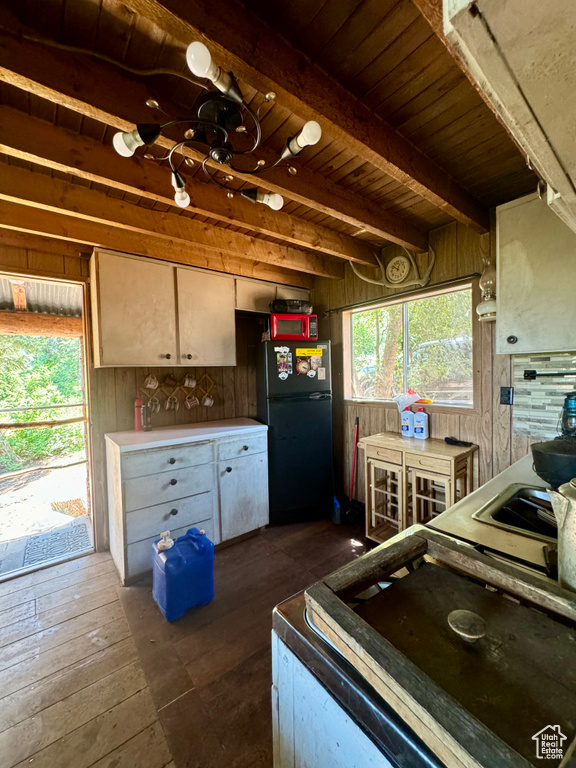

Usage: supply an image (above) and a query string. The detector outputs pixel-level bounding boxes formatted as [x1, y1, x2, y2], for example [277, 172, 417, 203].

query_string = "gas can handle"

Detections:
[184, 527, 207, 554]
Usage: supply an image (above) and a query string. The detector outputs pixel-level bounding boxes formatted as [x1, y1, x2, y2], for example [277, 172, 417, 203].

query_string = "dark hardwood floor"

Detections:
[118, 519, 373, 768]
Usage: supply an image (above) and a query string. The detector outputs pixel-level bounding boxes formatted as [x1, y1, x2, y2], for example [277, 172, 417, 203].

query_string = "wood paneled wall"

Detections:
[312, 222, 522, 504]
[0, 235, 263, 550]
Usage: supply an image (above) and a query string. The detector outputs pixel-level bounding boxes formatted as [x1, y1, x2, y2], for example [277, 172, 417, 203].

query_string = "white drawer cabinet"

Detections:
[106, 420, 269, 584]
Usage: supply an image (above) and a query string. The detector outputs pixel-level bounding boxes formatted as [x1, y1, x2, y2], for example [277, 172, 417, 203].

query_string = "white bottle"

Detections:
[401, 407, 414, 437]
[413, 408, 429, 439]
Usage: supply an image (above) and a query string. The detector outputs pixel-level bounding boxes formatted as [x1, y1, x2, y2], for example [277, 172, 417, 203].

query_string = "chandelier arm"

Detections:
[9, 29, 210, 91]
[231, 102, 262, 155]
[228, 153, 286, 175]
[201, 158, 230, 190]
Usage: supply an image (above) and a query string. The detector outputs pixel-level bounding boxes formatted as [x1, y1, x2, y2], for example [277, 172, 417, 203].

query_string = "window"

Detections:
[345, 286, 473, 406]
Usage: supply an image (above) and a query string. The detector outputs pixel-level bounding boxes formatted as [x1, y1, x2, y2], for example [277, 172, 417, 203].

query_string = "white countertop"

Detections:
[105, 418, 267, 452]
[429, 454, 549, 568]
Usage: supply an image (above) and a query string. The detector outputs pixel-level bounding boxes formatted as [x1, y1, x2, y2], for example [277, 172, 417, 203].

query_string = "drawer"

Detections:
[122, 441, 214, 480]
[126, 517, 215, 581]
[217, 433, 267, 461]
[405, 453, 451, 475]
[365, 445, 402, 465]
[124, 462, 215, 512]
[126, 490, 215, 545]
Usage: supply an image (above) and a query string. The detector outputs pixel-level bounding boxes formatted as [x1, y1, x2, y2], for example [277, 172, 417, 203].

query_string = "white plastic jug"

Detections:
[401, 408, 414, 437]
[413, 408, 429, 439]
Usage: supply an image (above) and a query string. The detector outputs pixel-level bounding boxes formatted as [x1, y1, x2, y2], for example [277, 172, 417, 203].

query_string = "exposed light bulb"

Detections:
[174, 188, 190, 208]
[186, 41, 219, 81]
[258, 193, 284, 211]
[297, 121, 322, 148]
[286, 121, 322, 157]
[113, 130, 139, 157]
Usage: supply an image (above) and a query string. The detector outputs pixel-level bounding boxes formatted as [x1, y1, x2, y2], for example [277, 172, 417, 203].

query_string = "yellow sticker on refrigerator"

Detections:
[296, 348, 322, 357]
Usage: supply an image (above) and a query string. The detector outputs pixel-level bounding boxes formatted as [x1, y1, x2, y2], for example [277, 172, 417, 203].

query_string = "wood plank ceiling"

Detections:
[0, 0, 536, 283]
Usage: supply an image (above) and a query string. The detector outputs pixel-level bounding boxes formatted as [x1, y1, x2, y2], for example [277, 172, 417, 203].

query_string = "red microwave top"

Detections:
[271, 313, 318, 340]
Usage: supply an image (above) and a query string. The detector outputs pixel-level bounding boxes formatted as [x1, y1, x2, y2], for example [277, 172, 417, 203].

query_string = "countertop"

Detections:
[429, 453, 549, 569]
[105, 417, 267, 452]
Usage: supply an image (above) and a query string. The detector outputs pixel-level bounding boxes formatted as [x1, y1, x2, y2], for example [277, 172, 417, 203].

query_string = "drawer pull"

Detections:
[164, 353, 172, 359]
[170, 508, 178, 516]
[186, 354, 192, 360]
[170, 478, 178, 486]
[226, 466, 233, 473]
[168, 458, 176, 465]
[243, 445, 249, 451]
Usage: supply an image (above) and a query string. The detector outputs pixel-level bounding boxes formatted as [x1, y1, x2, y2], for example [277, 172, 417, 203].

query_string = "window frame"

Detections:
[342, 280, 482, 416]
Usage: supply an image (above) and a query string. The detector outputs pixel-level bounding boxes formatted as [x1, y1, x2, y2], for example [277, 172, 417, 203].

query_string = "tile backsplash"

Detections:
[513, 352, 576, 441]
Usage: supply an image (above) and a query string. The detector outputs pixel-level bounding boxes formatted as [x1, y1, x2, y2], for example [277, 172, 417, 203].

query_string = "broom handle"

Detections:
[349, 417, 359, 499]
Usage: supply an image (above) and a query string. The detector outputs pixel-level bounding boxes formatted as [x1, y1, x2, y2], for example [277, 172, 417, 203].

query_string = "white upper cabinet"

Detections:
[444, 0, 576, 234]
[177, 267, 236, 366]
[91, 251, 177, 366]
[496, 194, 576, 354]
[91, 250, 236, 367]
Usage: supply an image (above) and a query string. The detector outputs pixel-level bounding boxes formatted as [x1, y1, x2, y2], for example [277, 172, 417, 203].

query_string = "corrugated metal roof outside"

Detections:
[0, 278, 82, 316]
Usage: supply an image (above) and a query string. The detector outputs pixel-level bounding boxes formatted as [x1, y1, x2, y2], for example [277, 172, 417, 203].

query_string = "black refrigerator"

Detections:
[257, 340, 334, 524]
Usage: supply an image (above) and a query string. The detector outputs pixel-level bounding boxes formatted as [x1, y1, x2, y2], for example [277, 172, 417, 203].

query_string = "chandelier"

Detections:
[112, 41, 322, 211]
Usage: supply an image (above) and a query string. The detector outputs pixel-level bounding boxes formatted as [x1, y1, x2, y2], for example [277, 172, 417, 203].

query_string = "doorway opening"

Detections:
[0, 274, 92, 580]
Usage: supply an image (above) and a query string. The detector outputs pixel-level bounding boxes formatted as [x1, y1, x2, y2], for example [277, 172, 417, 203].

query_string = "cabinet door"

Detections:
[177, 268, 236, 366]
[93, 251, 177, 366]
[497, 195, 576, 354]
[218, 453, 269, 540]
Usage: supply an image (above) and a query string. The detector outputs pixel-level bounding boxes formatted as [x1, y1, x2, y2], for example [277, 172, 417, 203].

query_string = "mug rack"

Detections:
[138, 371, 215, 411]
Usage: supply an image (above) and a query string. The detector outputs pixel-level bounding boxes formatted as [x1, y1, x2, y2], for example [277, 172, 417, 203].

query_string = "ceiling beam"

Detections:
[0, 27, 429, 250]
[0, 107, 377, 267]
[0, 310, 82, 337]
[0, 164, 342, 279]
[120, 0, 490, 232]
[0, 201, 316, 288]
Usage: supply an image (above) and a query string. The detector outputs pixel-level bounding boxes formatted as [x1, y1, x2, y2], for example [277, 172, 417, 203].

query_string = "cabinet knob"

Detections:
[170, 478, 178, 486]
[243, 445, 249, 451]
[170, 508, 178, 516]
[225, 466, 233, 473]
[506, 335, 518, 345]
[186, 354, 192, 360]
[168, 457, 176, 465]
[164, 353, 172, 359]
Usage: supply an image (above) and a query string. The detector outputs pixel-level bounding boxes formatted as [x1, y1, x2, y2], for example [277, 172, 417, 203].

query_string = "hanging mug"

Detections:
[144, 374, 159, 390]
[201, 393, 214, 407]
[185, 394, 199, 409]
[165, 395, 179, 411]
[184, 374, 197, 389]
[165, 374, 177, 388]
[148, 397, 161, 414]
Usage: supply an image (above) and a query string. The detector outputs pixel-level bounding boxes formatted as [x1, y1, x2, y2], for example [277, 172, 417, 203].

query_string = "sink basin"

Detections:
[472, 484, 557, 543]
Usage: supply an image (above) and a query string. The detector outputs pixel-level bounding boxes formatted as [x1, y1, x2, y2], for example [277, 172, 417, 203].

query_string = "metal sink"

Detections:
[472, 484, 557, 543]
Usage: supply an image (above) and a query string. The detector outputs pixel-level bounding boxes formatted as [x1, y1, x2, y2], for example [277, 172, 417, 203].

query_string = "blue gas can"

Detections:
[152, 528, 215, 622]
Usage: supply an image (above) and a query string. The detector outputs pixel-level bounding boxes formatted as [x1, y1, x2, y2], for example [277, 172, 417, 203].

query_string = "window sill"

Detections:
[343, 398, 480, 417]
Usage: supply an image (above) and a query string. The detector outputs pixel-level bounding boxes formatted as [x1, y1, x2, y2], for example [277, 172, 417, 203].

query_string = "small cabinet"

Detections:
[235, 277, 309, 313]
[91, 251, 177, 366]
[177, 267, 236, 366]
[218, 452, 269, 541]
[91, 249, 236, 367]
[496, 194, 576, 354]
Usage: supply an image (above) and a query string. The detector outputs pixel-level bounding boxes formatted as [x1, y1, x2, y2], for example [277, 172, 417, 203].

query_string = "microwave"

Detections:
[270, 313, 318, 341]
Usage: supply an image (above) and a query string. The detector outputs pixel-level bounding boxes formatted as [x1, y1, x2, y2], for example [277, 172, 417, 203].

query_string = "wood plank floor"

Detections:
[0, 519, 372, 768]
[0, 551, 173, 768]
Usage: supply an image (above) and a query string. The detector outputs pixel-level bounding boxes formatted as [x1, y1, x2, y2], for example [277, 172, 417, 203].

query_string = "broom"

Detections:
[343, 416, 363, 523]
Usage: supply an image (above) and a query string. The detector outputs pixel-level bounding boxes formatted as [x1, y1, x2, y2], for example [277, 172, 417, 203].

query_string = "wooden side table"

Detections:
[359, 432, 477, 543]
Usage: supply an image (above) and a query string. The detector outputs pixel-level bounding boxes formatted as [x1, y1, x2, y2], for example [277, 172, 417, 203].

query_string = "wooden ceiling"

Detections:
[0, 0, 536, 284]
